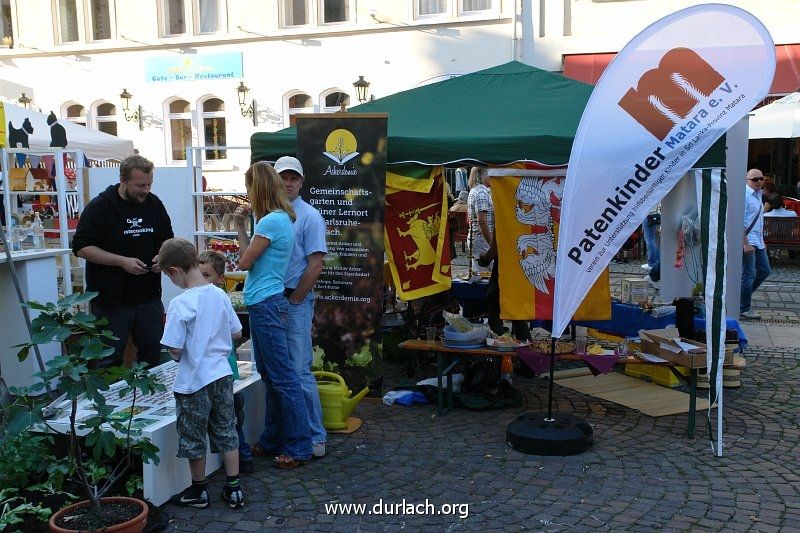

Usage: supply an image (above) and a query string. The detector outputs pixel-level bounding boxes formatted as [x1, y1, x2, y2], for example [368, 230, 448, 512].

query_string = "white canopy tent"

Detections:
[1, 101, 134, 161]
[749, 92, 800, 139]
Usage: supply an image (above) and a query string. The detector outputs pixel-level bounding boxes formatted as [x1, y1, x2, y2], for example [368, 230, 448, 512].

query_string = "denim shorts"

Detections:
[174, 376, 238, 459]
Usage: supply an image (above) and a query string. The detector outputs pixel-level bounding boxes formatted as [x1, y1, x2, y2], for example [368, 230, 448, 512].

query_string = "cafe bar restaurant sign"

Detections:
[145, 53, 243, 83]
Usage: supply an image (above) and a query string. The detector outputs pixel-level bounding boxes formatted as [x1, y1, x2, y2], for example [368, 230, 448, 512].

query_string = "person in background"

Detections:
[467, 167, 493, 274]
[762, 176, 777, 196]
[642, 206, 661, 289]
[450, 190, 469, 213]
[235, 162, 312, 469]
[454, 166, 468, 195]
[198, 250, 254, 474]
[159, 238, 244, 509]
[763, 193, 797, 217]
[741, 169, 770, 320]
[641, 206, 660, 271]
[72, 154, 173, 367]
[271, 156, 328, 459]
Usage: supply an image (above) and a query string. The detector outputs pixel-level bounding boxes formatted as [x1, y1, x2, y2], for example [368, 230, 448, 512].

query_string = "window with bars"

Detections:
[201, 98, 227, 160]
[168, 99, 192, 161]
[58, 0, 80, 43]
[95, 102, 117, 136]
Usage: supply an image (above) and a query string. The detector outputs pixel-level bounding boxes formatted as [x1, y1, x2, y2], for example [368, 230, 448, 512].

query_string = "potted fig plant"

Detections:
[5, 291, 165, 533]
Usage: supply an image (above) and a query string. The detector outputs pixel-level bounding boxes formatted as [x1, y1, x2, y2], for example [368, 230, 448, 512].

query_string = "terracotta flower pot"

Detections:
[49, 496, 148, 533]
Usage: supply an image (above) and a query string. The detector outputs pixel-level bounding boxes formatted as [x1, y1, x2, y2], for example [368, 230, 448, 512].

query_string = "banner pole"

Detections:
[546, 337, 556, 421]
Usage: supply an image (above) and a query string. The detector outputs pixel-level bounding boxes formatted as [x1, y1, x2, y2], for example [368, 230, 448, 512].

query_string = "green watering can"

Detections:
[313, 371, 369, 430]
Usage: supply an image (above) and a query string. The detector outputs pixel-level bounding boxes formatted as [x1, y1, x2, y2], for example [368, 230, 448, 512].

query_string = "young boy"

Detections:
[159, 238, 245, 509]
[198, 249, 253, 474]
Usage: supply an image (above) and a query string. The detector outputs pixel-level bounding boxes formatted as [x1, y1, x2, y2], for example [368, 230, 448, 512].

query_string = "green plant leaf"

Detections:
[85, 430, 117, 462]
[62, 291, 98, 307]
[14, 344, 31, 362]
[3, 405, 44, 437]
[133, 440, 161, 466]
[20, 300, 50, 311]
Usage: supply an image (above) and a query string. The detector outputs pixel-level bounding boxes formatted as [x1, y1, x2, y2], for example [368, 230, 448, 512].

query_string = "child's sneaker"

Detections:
[222, 484, 245, 509]
[169, 486, 209, 509]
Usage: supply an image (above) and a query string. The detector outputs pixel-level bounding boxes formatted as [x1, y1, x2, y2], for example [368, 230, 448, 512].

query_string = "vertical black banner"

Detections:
[297, 114, 387, 395]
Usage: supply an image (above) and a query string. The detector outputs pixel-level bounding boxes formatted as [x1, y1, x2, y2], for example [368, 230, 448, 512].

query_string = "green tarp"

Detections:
[250, 61, 724, 167]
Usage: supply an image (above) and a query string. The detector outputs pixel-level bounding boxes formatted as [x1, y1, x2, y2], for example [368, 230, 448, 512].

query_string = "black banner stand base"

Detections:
[507, 412, 594, 456]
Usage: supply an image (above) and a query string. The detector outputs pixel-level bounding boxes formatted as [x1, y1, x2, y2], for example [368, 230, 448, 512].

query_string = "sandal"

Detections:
[273, 454, 310, 469]
[251, 444, 282, 457]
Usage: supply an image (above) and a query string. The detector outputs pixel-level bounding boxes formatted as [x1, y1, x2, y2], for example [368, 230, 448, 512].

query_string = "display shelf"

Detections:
[186, 146, 250, 254]
[2, 148, 86, 296]
[191, 191, 247, 196]
[7, 190, 80, 196]
[193, 230, 238, 237]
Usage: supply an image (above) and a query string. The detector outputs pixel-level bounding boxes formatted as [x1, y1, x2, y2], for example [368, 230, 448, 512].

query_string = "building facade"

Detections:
[0, 1, 796, 185]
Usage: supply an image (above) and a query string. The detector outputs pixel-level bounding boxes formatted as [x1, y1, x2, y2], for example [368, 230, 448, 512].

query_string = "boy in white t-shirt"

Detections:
[198, 249, 253, 474]
[158, 238, 245, 510]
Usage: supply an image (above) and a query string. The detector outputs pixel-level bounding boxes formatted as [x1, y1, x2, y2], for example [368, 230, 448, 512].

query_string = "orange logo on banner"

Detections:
[619, 47, 724, 140]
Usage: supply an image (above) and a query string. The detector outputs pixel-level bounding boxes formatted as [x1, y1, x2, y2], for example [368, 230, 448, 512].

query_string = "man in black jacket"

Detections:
[73, 155, 174, 367]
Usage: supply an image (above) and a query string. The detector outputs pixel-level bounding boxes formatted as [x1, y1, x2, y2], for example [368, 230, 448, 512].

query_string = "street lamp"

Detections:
[236, 81, 258, 126]
[119, 88, 144, 131]
[18, 92, 31, 109]
[353, 75, 370, 104]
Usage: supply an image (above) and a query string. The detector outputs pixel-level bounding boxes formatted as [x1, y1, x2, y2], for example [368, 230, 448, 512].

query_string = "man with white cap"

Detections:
[273, 156, 328, 458]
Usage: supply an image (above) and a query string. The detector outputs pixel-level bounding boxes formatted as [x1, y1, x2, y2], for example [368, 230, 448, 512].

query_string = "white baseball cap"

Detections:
[274, 156, 304, 178]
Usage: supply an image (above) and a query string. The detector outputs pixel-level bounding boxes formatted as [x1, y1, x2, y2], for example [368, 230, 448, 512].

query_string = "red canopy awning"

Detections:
[563, 44, 800, 95]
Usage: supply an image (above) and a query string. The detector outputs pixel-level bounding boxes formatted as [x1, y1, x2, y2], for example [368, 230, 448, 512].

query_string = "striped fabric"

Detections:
[694, 168, 727, 456]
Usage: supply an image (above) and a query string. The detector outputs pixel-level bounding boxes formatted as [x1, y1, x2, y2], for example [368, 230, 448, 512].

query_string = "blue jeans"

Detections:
[248, 293, 312, 460]
[740, 246, 770, 312]
[643, 221, 660, 268]
[287, 291, 327, 445]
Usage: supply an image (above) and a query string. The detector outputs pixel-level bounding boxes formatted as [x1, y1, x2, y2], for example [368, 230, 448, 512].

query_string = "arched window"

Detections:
[66, 104, 86, 127]
[167, 99, 192, 161]
[201, 97, 226, 160]
[322, 91, 350, 113]
[95, 102, 117, 136]
[287, 92, 313, 126]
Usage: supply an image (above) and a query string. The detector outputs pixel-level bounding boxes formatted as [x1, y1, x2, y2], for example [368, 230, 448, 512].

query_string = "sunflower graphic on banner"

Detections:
[385, 166, 452, 300]
[492, 169, 611, 321]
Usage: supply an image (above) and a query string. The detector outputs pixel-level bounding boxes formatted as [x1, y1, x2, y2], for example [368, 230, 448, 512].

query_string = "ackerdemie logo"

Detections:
[127, 218, 142, 229]
[618, 47, 724, 140]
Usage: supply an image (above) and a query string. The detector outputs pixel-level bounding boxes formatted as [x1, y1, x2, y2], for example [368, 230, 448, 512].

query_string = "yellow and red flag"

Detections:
[385, 166, 451, 300]
[491, 167, 610, 321]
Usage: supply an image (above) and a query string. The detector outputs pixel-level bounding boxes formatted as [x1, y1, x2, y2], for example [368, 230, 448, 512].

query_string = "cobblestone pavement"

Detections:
[163, 257, 800, 531]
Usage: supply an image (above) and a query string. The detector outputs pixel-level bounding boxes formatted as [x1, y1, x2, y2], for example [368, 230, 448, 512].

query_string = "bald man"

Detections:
[740, 168, 770, 320]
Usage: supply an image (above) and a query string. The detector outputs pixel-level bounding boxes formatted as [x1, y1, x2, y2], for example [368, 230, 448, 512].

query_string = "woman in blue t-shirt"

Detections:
[235, 162, 312, 467]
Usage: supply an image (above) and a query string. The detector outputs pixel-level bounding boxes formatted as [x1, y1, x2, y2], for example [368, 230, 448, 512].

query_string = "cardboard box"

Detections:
[621, 277, 649, 304]
[638, 327, 733, 368]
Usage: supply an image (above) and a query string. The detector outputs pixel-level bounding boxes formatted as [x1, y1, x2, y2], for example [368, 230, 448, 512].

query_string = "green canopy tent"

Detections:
[250, 60, 724, 167]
